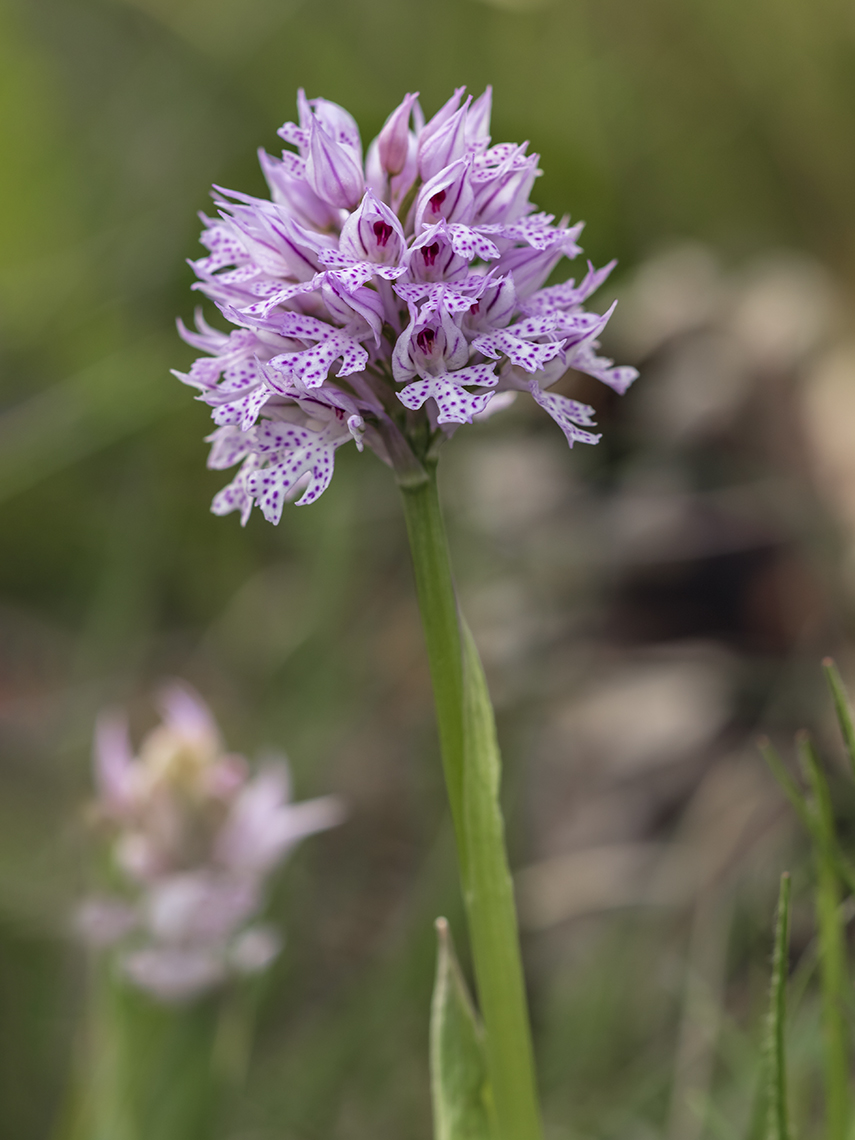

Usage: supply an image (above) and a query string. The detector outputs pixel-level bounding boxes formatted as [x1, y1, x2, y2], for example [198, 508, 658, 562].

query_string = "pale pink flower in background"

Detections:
[76, 683, 343, 1002]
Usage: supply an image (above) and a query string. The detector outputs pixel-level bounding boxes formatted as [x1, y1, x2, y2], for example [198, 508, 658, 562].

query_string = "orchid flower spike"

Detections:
[76, 682, 343, 1002]
[174, 88, 638, 525]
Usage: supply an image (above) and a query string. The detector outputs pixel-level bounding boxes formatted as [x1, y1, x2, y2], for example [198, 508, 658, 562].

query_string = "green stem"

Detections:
[399, 469, 467, 869]
[55, 968, 225, 1140]
[400, 465, 543, 1140]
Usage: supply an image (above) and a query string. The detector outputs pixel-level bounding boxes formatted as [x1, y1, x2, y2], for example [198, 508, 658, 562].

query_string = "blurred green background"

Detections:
[2, 0, 855, 1136]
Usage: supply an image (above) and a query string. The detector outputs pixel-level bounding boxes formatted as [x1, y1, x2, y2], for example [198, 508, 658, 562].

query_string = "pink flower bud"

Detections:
[417, 87, 466, 152]
[305, 119, 364, 210]
[418, 98, 471, 181]
[466, 86, 492, 145]
[377, 92, 419, 176]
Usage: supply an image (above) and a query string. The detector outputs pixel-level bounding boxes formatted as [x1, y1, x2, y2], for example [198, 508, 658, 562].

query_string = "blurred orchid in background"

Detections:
[175, 87, 637, 522]
[76, 683, 343, 1002]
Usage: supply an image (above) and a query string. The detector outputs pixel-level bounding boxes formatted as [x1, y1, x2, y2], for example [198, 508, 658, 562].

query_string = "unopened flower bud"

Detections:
[418, 98, 471, 181]
[306, 119, 364, 210]
[377, 92, 419, 176]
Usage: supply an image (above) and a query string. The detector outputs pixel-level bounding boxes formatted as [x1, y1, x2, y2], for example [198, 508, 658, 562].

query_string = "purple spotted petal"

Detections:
[212, 461, 257, 526]
[568, 341, 639, 395]
[473, 328, 565, 373]
[206, 425, 257, 470]
[269, 333, 368, 389]
[211, 384, 271, 430]
[246, 425, 345, 520]
[397, 374, 495, 424]
[528, 383, 602, 447]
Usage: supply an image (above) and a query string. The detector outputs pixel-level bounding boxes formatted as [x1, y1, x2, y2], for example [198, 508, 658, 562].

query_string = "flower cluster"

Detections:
[175, 87, 637, 524]
[76, 683, 342, 1002]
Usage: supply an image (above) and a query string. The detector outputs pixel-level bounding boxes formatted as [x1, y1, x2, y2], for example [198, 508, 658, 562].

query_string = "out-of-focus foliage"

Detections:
[2, 0, 855, 1136]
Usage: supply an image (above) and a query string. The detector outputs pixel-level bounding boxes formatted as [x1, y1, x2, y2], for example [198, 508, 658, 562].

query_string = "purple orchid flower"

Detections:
[175, 87, 638, 524]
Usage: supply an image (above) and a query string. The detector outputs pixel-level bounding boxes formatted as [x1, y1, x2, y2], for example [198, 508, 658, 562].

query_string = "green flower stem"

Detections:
[399, 467, 466, 861]
[400, 465, 543, 1140]
[56, 968, 226, 1140]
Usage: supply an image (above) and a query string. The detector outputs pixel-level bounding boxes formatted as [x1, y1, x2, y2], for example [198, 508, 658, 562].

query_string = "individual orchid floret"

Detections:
[392, 299, 499, 425]
[392, 300, 470, 381]
[175, 87, 639, 523]
[320, 191, 408, 280]
[412, 158, 477, 231]
[404, 223, 472, 283]
[76, 683, 343, 1003]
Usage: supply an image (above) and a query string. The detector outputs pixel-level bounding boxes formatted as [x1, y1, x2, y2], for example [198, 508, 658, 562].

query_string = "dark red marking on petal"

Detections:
[421, 242, 441, 267]
[372, 220, 393, 248]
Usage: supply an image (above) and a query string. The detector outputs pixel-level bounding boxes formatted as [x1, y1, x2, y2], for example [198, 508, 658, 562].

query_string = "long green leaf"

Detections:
[460, 618, 542, 1140]
[430, 918, 494, 1140]
[766, 873, 791, 1140]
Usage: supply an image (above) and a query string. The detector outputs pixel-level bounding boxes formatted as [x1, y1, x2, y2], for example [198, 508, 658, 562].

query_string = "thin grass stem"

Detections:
[766, 872, 791, 1140]
[823, 658, 855, 780]
[797, 734, 850, 1140]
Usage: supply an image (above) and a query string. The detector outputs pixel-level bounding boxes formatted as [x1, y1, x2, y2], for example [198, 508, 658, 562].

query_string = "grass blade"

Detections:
[766, 873, 791, 1140]
[822, 659, 855, 780]
[761, 736, 855, 897]
[760, 737, 813, 835]
[797, 734, 850, 1140]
